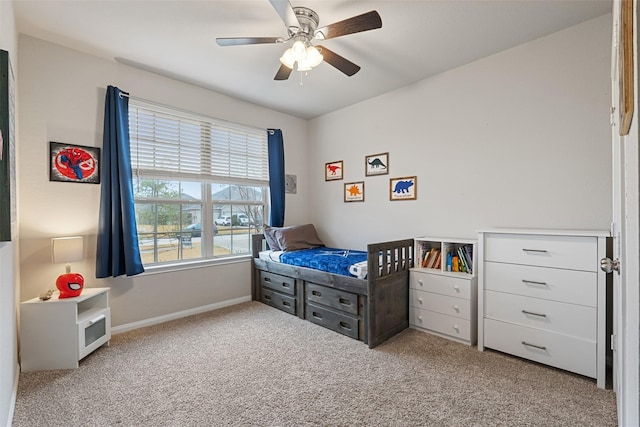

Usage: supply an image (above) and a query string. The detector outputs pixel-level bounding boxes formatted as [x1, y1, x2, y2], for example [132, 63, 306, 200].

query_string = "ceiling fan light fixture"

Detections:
[291, 40, 307, 62]
[306, 46, 323, 67]
[279, 49, 296, 69]
[280, 41, 323, 72]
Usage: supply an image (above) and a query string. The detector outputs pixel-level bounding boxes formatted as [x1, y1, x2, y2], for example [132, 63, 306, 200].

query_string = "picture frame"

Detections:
[390, 176, 417, 201]
[0, 50, 16, 242]
[365, 152, 389, 176]
[285, 174, 297, 194]
[344, 181, 364, 202]
[325, 160, 343, 181]
[49, 141, 101, 184]
[619, 0, 634, 136]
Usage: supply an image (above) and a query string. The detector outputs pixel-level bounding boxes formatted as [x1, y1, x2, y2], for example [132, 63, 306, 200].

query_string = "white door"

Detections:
[610, 1, 639, 425]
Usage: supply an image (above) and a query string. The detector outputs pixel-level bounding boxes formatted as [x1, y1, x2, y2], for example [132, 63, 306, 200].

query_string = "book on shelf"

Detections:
[458, 247, 470, 273]
[419, 244, 433, 267]
[452, 255, 459, 272]
[426, 248, 441, 268]
[462, 244, 473, 274]
[421, 247, 432, 267]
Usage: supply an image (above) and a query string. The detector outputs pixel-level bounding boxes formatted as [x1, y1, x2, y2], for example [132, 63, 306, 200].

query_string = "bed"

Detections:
[251, 225, 414, 348]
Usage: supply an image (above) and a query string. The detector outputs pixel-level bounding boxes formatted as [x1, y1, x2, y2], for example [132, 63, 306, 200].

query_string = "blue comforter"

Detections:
[279, 246, 367, 277]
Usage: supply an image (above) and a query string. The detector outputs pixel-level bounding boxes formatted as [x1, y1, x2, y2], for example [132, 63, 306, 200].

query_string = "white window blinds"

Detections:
[129, 100, 269, 185]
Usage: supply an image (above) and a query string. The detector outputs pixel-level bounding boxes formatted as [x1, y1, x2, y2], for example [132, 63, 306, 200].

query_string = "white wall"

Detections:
[308, 15, 613, 250]
[0, 1, 18, 425]
[17, 35, 309, 327]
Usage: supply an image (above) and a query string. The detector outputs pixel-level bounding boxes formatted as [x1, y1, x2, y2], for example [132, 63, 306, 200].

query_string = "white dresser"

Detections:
[477, 229, 609, 388]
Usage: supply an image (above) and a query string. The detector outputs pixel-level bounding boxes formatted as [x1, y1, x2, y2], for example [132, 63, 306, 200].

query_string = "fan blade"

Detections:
[316, 45, 360, 76]
[274, 64, 293, 80]
[269, 0, 299, 31]
[216, 37, 283, 46]
[315, 11, 382, 40]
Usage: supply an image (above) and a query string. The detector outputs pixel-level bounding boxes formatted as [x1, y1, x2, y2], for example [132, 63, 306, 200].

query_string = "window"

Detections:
[129, 99, 268, 266]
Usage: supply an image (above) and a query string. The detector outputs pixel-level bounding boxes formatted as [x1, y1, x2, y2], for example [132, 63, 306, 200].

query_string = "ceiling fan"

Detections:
[216, 0, 382, 80]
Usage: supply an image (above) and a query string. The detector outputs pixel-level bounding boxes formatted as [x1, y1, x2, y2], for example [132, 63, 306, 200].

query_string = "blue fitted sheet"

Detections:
[279, 246, 367, 277]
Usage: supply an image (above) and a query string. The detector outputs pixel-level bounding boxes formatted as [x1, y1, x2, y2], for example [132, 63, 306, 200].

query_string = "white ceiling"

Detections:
[13, 0, 612, 119]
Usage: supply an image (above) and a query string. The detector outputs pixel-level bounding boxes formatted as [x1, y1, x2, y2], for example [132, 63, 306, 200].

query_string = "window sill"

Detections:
[139, 254, 252, 276]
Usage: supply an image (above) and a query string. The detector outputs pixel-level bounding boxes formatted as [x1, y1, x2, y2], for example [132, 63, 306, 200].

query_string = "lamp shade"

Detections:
[51, 236, 84, 298]
[51, 236, 83, 264]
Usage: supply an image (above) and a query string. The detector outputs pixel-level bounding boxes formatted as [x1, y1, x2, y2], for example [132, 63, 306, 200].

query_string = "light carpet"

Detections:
[13, 301, 617, 426]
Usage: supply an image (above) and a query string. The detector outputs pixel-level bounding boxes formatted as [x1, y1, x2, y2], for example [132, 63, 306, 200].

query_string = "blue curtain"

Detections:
[268, 129, 285, 227]
[96, 86, 144, 278]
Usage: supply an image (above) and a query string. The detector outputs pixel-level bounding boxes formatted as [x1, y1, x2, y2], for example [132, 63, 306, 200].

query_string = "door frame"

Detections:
[611, 1, 639, 425]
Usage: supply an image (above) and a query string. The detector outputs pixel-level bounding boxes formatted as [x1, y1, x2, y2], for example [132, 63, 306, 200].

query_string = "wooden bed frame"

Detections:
[251, 234, 414, 348]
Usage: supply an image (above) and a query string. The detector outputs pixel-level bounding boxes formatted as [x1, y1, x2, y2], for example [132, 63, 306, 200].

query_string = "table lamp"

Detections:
[51, 236, 84, 298]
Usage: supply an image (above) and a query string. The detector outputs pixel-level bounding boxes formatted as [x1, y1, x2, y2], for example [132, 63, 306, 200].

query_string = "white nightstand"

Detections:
[20, 287, 111, 372]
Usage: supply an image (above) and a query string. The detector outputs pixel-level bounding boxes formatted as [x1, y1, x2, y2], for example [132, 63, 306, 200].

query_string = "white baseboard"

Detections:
[111, 295, 252, 335]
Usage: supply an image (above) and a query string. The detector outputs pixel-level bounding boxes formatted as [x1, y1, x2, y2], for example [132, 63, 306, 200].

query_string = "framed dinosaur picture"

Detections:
[325, 160, 343, 181]
[390, 176, 416, 201]
[344, 181, 364, 202]
[365, 152, 388, 176]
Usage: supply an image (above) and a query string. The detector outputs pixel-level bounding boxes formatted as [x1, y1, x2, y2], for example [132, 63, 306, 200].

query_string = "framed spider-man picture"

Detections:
[49, 141, 101, 184]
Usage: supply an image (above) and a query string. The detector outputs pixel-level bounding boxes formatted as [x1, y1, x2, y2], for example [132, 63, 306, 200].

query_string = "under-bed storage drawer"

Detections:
[306, 302, 360, 339]
[261, 271, 296, 295]
[262, 288, 296, 315]
[306, 283, 359, 316]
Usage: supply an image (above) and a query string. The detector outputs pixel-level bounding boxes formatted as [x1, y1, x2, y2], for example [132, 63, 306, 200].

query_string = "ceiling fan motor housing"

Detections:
[291, 7, 319, 39]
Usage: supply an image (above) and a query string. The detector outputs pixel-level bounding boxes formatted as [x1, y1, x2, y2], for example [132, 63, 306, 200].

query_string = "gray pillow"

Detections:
[263, 225, 281, 251]
[275, 224, 325, 252]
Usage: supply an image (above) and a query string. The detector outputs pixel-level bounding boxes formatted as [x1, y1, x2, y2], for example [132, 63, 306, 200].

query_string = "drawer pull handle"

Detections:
[312, 290, 322, 297]
[417, 316, 423, 322]
[522, 279, 547, 286]
[418, 280, 424, 286]
[522, 341, 547, 351]
[522, 310, 547, 318]
[453, 305, 459, 312]
[417, 298, 423, 304]
[88, 314, 106, 326]
[312, 312, 323, 320]
[339, 322, 352, 330]
[264, 294, 272, 301]
[453, 325, 459, 331]
[282, 301, 291, 307]
[264, 277, 271, 282]
[281, 282, 289, 288]
[522, 248, 548, 254]
[454, 286, 460, 292]
[338, 298, 351, 306]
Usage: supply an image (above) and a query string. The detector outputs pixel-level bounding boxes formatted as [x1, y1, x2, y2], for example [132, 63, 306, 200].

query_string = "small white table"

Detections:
[20, 287, 111, 372]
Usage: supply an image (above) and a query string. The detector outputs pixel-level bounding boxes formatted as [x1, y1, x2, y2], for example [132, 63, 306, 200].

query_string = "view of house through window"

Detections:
[129, 99, 269, 266]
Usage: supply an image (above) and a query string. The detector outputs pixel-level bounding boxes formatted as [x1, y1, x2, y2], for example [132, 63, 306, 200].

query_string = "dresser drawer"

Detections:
[306, 302, 360, 340]
[410, 271, 471, 300]
[485, 290, 596, 340]
[484, 318, 596, 378]
[484, 261, 597, 307]
[261, 271, 296, 296]
[410, 288, 470, 320]
[484, 234, 597, 271]
[410, 306, 472, 341]
[306, 282, 359, 316]
[261, 288, 296, 315]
